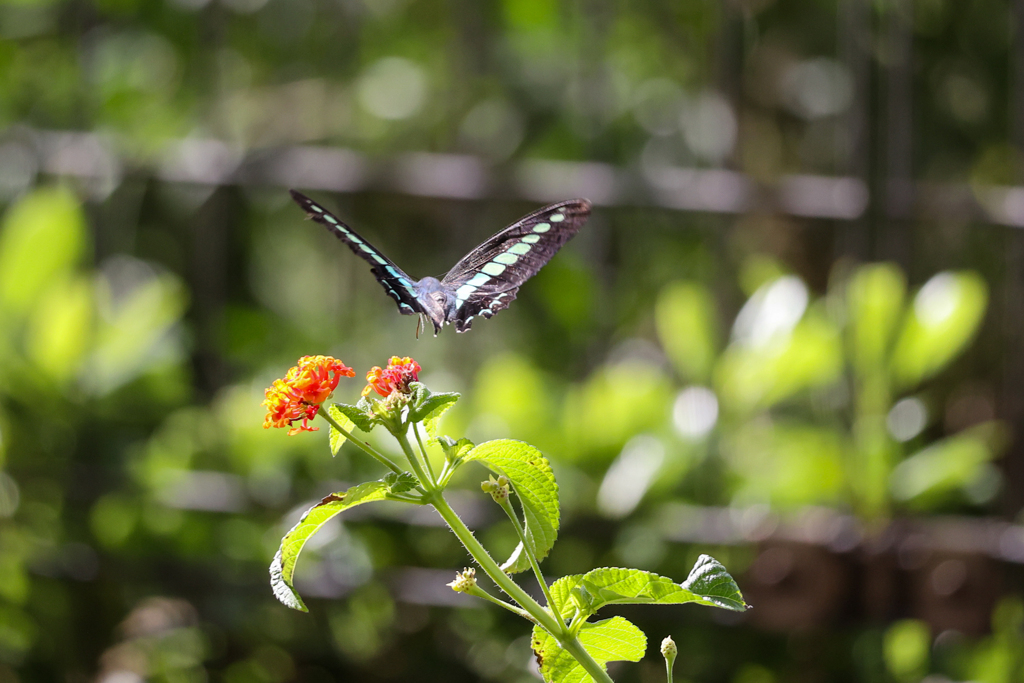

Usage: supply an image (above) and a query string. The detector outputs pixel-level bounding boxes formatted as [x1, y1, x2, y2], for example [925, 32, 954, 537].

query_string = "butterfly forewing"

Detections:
[290, 190, 424, 317]
[441, 199, 591, 332]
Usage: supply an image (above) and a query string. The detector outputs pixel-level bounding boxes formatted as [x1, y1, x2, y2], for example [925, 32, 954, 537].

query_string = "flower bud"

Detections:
[661, 635, 677, 660]
[482, 474, 509, 503]
[447, 567, 477, 593]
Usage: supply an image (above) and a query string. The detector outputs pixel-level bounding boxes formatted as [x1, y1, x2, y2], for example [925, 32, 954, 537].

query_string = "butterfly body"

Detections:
[290, 190, 590, 334]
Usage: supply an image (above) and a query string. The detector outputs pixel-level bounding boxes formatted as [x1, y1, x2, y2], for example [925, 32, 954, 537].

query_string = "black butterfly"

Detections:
[290, 190, 591, 335]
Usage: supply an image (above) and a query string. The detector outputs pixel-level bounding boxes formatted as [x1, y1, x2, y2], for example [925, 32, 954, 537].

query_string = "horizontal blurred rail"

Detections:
[9, 127, 1024, 226]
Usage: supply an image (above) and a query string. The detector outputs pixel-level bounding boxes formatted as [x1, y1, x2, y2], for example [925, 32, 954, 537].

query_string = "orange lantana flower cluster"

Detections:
[263, 355, 355, 435]
[362, 356, 421, 398]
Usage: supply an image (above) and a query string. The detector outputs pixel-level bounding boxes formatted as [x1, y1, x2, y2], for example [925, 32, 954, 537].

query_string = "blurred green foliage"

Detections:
[0, 0, 1022, 680]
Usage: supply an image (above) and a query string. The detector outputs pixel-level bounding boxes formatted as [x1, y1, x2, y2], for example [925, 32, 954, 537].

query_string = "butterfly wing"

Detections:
[441, 199, 591, 332]
[290, 190, 424, 317]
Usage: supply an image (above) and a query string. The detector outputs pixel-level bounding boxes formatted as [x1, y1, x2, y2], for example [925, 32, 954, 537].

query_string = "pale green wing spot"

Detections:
[456, 284, 476, 303]
[482, 262, 506, 276]
[468, 272, 491, 287]
[325, 216, 338, 224]
[550, 213, 565, 223]
[311, 205, 324, 213]
[509, 242, 532, 255]
[494, 252, 519, 265]
[372, 254, 387, 264]
[533, 223, 551, 233]
[522, 234, 541, 244]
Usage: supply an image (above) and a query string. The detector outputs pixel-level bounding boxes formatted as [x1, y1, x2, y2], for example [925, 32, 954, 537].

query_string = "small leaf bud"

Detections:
[447, 567, 477, 593]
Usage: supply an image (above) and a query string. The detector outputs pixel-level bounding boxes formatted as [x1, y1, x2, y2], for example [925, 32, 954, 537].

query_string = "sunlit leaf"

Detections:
[723, 420, 846, 508]
[847, 263, 906, 375]
[890, 271, 987, 388]
[332, 402, 376, 432]
[270, 482, 388, 612]
[547, 556, 747, 620]
[85, 264, 188, 395]
[655, 281, 718, 382]
[563, 361, 673, 460]
[532, 617, 646, 683]
[408, 382, 460, 438]
[883, 619, 930, 682]
[327, 405, 356, 456]
[717, 308, 842, 412]
[890, 422, 1007, 506]
[0, 187, 87, 316]
[463, 439, 559, 573]
[25, 276, 93, 383]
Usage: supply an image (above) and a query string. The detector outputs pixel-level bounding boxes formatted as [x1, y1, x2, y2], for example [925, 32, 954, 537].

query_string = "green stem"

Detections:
[318, 407, 404, 475]
[562, 636, 615, 683]
[395, 428, 436, 491]
[466, 585, 535, 621]
[428, 493, 614, 683]
[412, 424, 437, 485]
[495, 495, 557, 611]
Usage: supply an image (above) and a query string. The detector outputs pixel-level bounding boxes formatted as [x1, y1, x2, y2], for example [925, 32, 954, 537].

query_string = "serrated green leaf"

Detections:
[548, 557, 748, 619]
[383, 471, 418, 494]
[463, 439, 559, 573]
[327, 405, 357, 456]
[681, 554, 748, 611]
[532, 617, 646, 683]
[270, 482, 388, 612]
[332, 402, 375, 432]
[436, 436, 475, 463]
[407, 382, 460, 438]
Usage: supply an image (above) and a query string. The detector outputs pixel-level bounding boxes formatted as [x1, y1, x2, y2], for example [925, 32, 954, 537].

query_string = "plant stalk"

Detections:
[412, 424, 438, 484]
[395, 428, 436, 490]
[495, 495, 558, 611]
[318, 407, 405, 475]
[429, 493, 614, 683]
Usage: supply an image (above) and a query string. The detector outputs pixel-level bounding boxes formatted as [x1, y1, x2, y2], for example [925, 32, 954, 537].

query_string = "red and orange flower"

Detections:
[263, 355, 355, 435]
[362, 356, 421, 398]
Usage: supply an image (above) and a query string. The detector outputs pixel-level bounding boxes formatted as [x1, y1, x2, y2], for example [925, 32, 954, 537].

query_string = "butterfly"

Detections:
[290, 190, 591, 335]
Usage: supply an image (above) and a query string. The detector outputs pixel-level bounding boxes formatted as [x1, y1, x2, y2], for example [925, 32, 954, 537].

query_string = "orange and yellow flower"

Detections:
[263, 355, 355, 435]
[362, 356, 421, 398]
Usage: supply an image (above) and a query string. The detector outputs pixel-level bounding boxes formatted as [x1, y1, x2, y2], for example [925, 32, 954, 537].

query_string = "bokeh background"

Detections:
[1, 0, 1024, 681]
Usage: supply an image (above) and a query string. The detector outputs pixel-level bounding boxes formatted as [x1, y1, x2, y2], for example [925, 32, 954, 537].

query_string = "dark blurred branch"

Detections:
[11, 127, 1024, 227]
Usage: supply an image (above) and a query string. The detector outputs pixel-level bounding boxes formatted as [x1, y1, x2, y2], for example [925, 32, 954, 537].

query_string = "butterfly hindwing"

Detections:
[441, 199, 591, 332]
[290, 190, 424, 317]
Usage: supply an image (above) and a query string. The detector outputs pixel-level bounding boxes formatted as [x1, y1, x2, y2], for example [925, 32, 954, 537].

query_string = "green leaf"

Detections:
[328, 405, 357, 456]
[889, 422, 1007, 506]
[546, 556, 748, 620]
[332, 402, 376, 432]
[383, 471, 418, 494]
[655, 281, 718, 382]
[407, 382, 460, 438]
[716, 307, 842, 412]
[681, 554, 749, 611]
[532, 617, 646, 683]
[270, 482, 388, 612]
[890, 271, 987, 389]
[0, 187, 87, 315]
[846, 263, 906, 375]
[463, 439, 559, 573]
[436, 435, 475, 463]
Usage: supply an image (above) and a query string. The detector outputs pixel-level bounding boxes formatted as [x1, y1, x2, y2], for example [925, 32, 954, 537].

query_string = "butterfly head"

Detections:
[413, 276, 455, 336]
